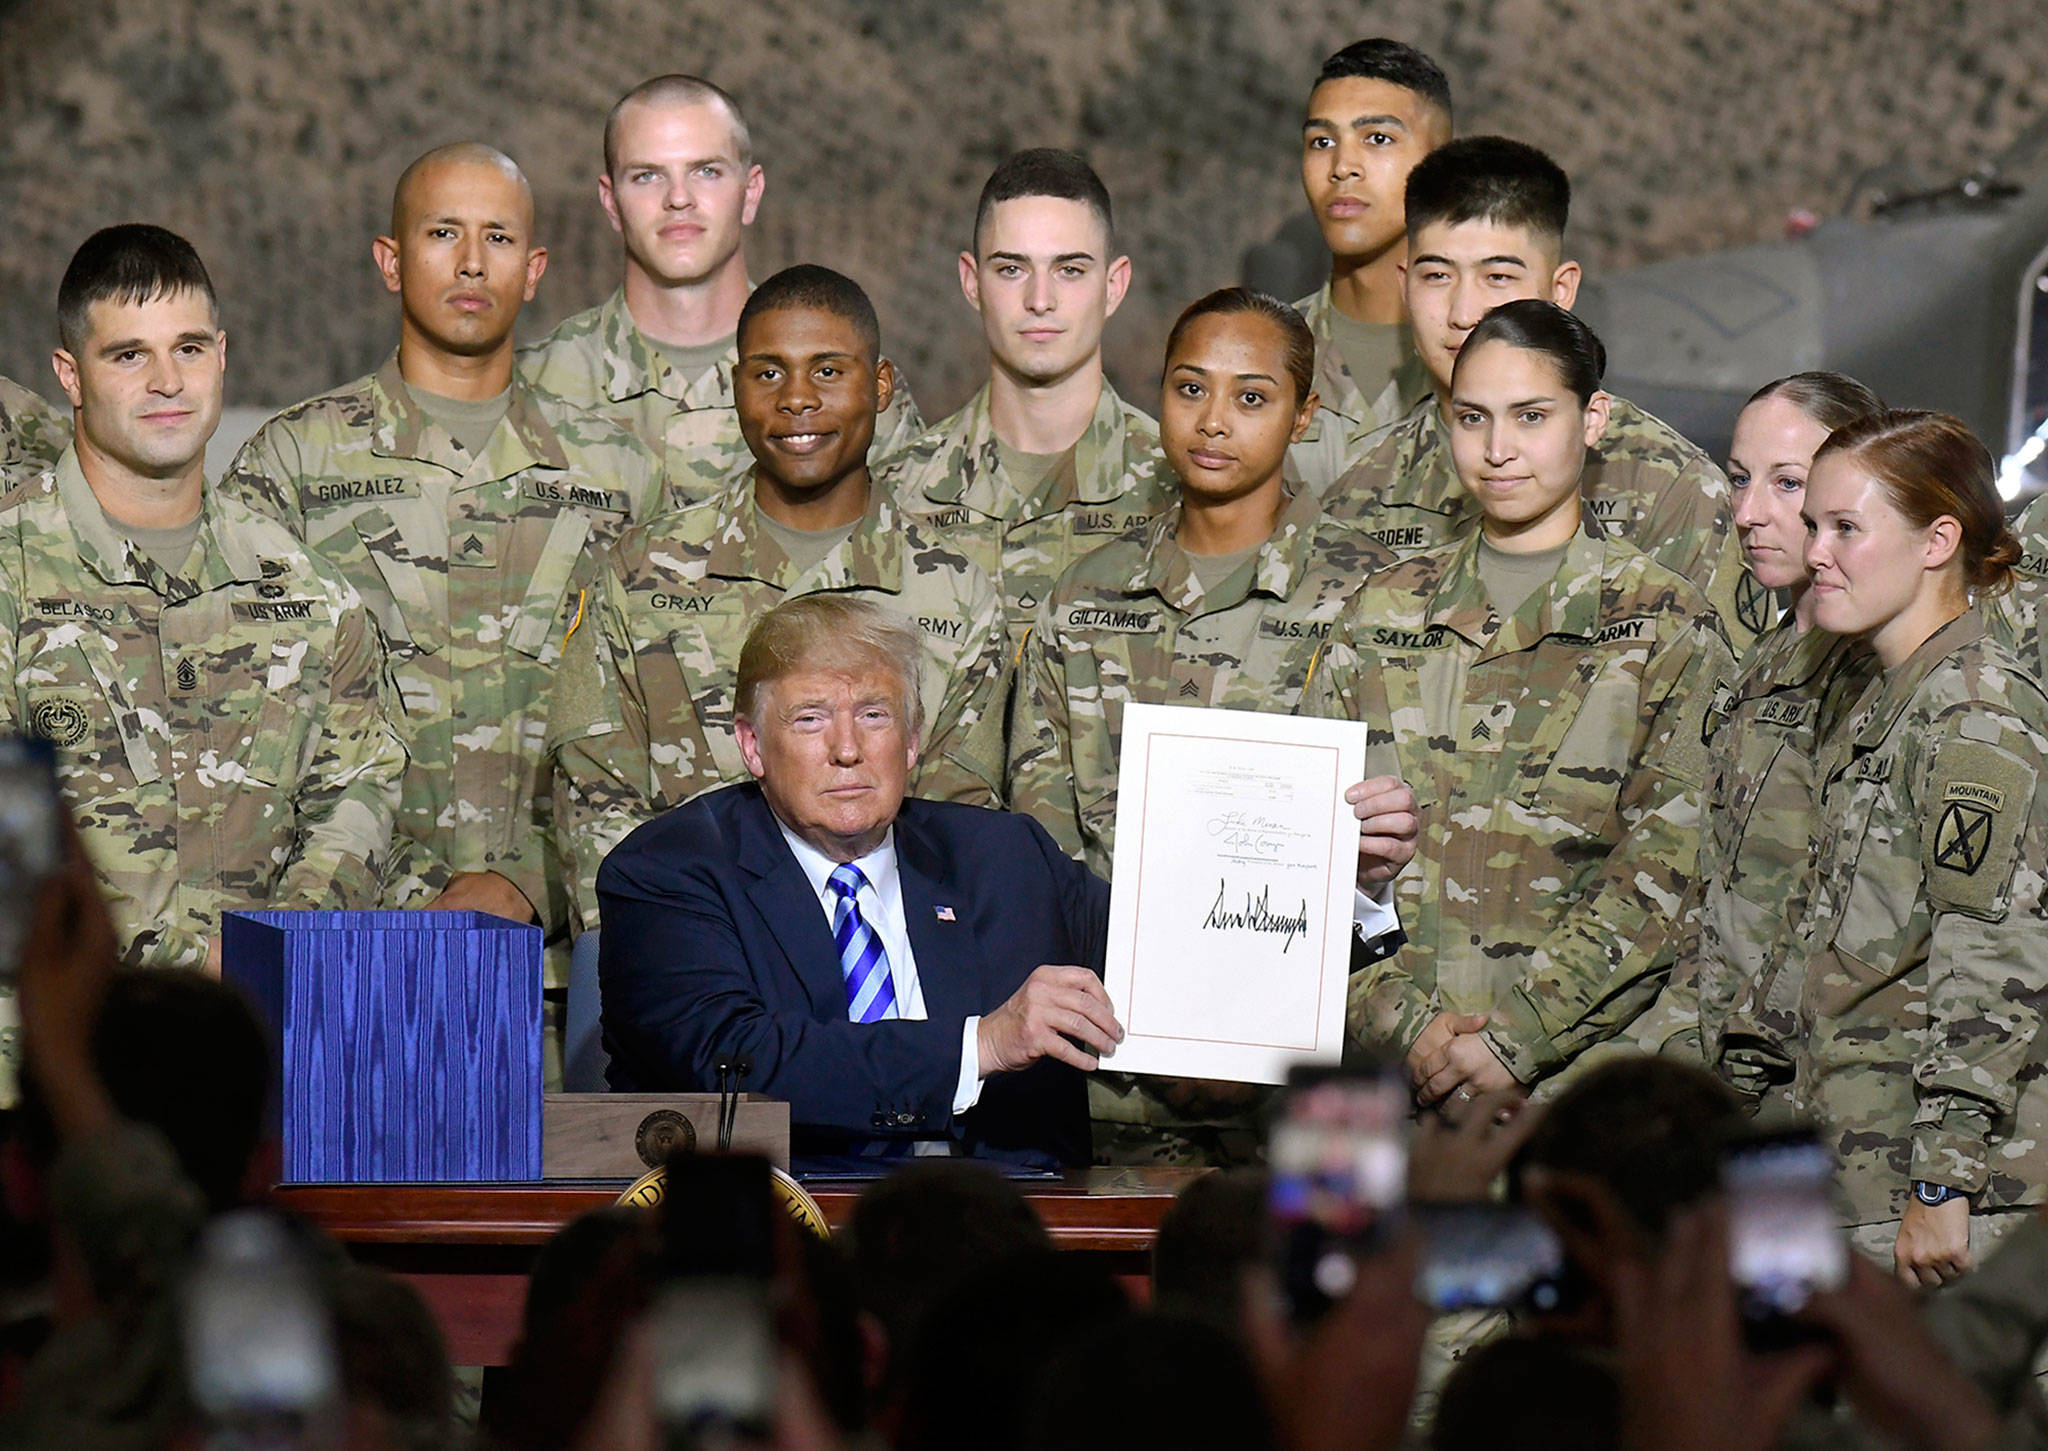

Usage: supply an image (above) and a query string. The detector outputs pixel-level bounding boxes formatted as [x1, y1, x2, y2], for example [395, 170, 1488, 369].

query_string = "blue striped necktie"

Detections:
[828, 863, 897, 1023]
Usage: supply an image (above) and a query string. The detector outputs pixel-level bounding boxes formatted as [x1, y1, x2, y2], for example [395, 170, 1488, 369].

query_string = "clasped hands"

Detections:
[1407, 1010, 1517, 1107]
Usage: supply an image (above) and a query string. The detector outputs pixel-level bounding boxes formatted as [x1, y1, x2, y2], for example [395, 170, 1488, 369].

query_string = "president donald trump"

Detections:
[598, 595, 1416, 1165]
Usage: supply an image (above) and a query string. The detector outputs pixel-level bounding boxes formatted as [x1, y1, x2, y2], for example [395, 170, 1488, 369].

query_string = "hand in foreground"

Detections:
[16, 809, 120, 1140]
[976, 964, 1123, 1075]
[1409, 1088, 1542, 1203]
[429, 869, 538, 923]
[1612, 1201, 1831, 1451]
[1346, 776, 1418, 886]
[1895, 1195, 1971, 1288]
[1800, 1252, 1999, 1451]
[1243, 1234, 1427, 1451]
[1416, 1029, 1517, 1107]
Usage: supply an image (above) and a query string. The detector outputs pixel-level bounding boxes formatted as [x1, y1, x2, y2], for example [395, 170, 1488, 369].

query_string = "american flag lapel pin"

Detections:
[934, 905, 956, 922]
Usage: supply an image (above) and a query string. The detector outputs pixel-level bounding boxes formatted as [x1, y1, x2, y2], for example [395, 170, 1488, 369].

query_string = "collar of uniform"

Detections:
[915, 380, 1135, 516]
[1425, 508, 1607, 653]
[1299, 284, 1363, 426]
[54, 445, 263, 593]
[1396, 400, 1473, 519]
[704, 470, 900, 593]
[1845, 608, 1987, 752]
[368, 352, 570, 482]
[598, 285, 743, 412]
[1131, 481, 1322, 615]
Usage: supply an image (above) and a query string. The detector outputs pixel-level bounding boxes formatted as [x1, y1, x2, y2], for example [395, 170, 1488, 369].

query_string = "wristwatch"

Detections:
[1912, 1180, 1965, 1206]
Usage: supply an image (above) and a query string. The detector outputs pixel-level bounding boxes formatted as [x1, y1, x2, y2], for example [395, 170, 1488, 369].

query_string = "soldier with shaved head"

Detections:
[224, 143, 666, 968]
[521, 74, 924, 502]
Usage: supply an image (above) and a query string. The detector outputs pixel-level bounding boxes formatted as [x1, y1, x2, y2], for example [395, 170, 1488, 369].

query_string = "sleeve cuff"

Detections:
[1480, 988, 1566, 1085]
[1911, 1100, 1995, 1194]
[1352, 883, 1400, 944]
[953, 1015, 984, 1115]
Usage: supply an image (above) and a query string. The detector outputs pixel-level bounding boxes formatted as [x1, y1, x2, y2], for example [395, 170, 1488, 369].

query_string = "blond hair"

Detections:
[735, 595, 926, 735]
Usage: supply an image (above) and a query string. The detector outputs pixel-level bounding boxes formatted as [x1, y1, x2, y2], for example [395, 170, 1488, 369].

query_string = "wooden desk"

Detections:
[275, 1168, 1201, 1365]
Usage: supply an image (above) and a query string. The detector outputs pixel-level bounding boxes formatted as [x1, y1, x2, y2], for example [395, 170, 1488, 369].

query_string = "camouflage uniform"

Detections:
[1008, 486, 1393, 1163]
[1284, 286, 1434, 496]
[1307, 515, 1733, 1086]
[1322, 395, 1764, 654]
[0, 452, 403, 971]
[0, 374, 71, 483]
[517, 287, 925, 506]
[1779, 610, 2048, 1226]
[888, 381, 1173, 651]
[547, 468, 1009, 933]
[222, 354, 665, 941]
[1620, 623, 1876, 1117]
[1988, 495, 2048, 681]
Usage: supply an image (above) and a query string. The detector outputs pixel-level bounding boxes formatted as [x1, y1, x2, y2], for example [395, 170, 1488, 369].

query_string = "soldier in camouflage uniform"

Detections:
[224, 145, 664, 944]
[1988, 490, 2048, 679]
[519, 74, 920, 503]
[1285, 39, 1452, 493]
[549, 268, 1007, 933]
[0, 226, 401, 1054]
[890, 149, 1172, 649]
[1010, 291, 1405, 1163]
[1615, 374, 1884, 1111]
[1309, 303, 1732, 1104]
[1770, 412, 2048, 1285]
[1323, 138, 1760, 654]
[0, 374, 71, 484]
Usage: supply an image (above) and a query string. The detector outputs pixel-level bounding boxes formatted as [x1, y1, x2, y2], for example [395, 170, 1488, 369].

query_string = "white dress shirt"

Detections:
[775, 821, 984, 1116]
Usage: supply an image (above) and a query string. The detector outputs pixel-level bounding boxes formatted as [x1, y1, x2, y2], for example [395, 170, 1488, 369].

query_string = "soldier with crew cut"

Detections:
[519, 74, 923, 504]
[547, 266, 1008, 935]
[0, 374, 71, 485]
[224, 143, 666, 948]
[1323, 137, 1761, 654]
[1285, 38, 1452, 495]
[0, 225, 404, 1099]
[888, 148, 1172, 653]
[1009, 289, 1407, 1164]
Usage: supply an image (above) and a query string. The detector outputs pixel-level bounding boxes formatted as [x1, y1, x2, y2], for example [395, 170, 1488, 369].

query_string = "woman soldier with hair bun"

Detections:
[1772, 410, 2048, 1287]
[1309, 298, 1734, 1107]
[1623, 372, 1884, 1110]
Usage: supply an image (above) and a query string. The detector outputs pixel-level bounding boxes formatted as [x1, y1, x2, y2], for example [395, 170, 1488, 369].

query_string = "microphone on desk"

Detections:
[713, 1052, 753, 1153]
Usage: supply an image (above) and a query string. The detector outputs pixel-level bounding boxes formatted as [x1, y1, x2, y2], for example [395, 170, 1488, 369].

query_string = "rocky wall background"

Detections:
[0, 0, 2042, 417]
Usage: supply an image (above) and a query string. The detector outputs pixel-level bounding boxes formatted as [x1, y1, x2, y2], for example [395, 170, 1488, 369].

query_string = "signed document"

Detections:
[1101, 703, 1368, 1084]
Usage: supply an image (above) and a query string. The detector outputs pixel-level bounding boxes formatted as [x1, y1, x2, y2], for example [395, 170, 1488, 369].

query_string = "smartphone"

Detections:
[1723, 1129, 1849, 1348]
[652, 1154, 778, 1450]
[1267, 1064, 1410, 1323]
[1413, 1202, 1568, 1315]
[0, 735, 61, 984]
[179, 1210, 340, 1450]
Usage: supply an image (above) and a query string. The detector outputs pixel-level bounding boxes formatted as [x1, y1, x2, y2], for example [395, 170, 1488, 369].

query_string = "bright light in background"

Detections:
[1999, 424, 2047, 501]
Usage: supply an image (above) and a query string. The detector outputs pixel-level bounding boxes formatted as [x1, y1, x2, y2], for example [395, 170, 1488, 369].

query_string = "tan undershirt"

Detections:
[756, 505, 856, 578]
[407, 383, 512, 457]
[1478, 536, 1573, 618]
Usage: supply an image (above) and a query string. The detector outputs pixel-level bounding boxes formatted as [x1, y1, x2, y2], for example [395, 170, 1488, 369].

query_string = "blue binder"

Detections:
[224, 910, 543, 1183]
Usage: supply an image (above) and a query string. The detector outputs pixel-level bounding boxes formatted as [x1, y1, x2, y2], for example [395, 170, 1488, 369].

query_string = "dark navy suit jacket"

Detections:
[597, 783, 1107, 1166]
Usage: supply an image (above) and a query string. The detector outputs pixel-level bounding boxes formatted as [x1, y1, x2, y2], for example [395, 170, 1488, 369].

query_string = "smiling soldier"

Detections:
[0, 226, 404, 1101]
[546, 266, 1008, 934]
[520, 75, 924, 502]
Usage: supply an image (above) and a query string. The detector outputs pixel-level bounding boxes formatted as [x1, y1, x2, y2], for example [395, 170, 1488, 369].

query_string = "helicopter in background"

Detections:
[1244, 114, 2048, 506]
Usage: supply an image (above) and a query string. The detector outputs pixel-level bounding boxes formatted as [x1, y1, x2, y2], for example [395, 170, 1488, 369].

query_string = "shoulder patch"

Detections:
[1924, 739, 2035, 919]
[1734, 570, 1776, 637]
